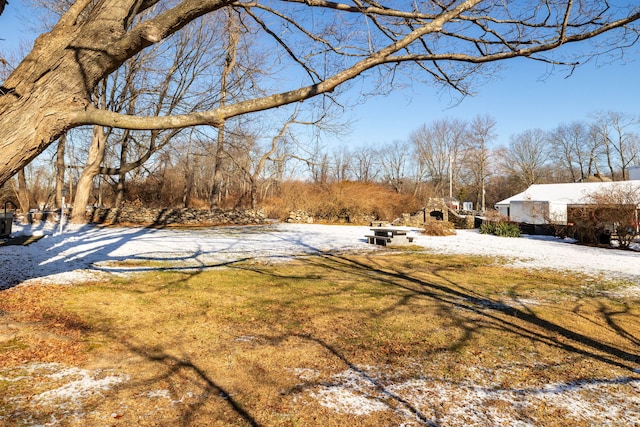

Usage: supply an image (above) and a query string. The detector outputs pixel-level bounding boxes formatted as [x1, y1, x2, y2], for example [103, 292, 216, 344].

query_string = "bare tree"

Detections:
[67, 14, 234, 220]
[501, 128, 551, 188]
[462, 115, 496, 212]
[548, 121, 593, 182]
[590, 184, 640, 249]
[380, 140, 409, 193]
[306, 139, 330, 185]
[411, 118, 467, 197]
[352, 145, 379, 183]
[2, 1, 640, 187]
[70, 79, 110, 223]
[210, 9, 240, 207]
[243, 119, 292, 209]
[331, 147, 353, 183]
[590, 111, 640, 181]
[569, 182, 640, 248]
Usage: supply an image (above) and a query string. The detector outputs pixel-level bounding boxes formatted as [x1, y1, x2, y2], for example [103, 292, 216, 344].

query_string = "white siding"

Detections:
[510, 201, 548, 224]
[495, 181, 640, 225]
[548, 202, 568, 225]
[495, 203, 509, 218]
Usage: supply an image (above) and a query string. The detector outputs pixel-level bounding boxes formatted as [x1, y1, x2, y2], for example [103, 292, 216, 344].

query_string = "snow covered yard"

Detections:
[2, 221, 639, 288]
[1, 222, 639, 426]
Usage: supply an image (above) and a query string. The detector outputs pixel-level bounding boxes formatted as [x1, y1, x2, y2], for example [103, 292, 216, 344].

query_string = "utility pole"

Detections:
[448, 154, 453, 198]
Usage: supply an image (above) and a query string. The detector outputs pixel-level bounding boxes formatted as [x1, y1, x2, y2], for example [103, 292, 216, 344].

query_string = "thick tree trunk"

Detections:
[0, 0, 231, 186]
[70, 126, 107, 223]
[0, 8, 117, 185]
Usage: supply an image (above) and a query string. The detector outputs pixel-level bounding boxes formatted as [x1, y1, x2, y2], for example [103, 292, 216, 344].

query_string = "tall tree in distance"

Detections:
[548, 121, 592, 182]
[463, 115, 496, 212]
[411, 118, 467, 197]
[380, 140, 409, 193]
[501, 128, 551, 189]
[590, 111, 640, 181]
[210, 9, 239, 207]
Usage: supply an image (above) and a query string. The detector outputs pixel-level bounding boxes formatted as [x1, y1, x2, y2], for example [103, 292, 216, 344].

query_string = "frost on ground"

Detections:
[295, 366, 640, 426]
[2, 222, 639, 289]
[1, 222, 639, 425]
[0, 363, 129, 425]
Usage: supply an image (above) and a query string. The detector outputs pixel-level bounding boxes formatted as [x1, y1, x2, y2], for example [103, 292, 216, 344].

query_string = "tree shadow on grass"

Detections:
[121, 342, 260, 427]
[292, 333, 438, 426]
[0, 223, 373, 290]
[4, 239, 640, 425]
[310, 253, 640, 371]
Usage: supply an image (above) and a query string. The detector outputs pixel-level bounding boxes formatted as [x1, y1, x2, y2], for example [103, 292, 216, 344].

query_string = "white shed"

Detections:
[495, 181, 640, 225]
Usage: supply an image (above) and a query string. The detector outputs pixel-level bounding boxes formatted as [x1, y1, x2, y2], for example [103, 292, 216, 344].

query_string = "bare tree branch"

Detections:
[2, 0, 640, 186]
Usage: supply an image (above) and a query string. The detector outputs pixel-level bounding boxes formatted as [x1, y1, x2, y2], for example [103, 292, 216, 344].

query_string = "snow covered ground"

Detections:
[1, 221, 638, 289]
[1, 221, 639, 426]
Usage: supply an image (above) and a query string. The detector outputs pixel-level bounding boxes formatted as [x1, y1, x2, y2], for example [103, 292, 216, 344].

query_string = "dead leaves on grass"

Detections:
[0, 285, 89, 367]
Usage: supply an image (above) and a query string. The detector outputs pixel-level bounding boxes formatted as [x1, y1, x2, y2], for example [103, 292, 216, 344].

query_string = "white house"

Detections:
[495, 180, 640, 225]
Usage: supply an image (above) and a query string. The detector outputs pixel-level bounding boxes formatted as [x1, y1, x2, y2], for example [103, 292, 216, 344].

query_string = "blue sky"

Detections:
[342, 55, 640, 150]
[2, 1, 639, 151]
[0, 1, 34, 52]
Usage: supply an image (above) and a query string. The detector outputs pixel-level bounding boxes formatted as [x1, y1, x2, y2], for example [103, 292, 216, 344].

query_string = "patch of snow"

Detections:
[144, 389, 172, 399]
[33, 372, 127, 406]
[295, 367, 640, 426]
[2, 223, 639, 289]
[290, 367, 320, 381]
[2, 362, 129, 417]
[311, 386, 390, 416]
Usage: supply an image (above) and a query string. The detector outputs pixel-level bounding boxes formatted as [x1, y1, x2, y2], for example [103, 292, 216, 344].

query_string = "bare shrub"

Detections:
[484, 209, 509, 223]
[567, 183, 640, 249]
[423, 220, 456, 236]
[263, 181, 422, 223]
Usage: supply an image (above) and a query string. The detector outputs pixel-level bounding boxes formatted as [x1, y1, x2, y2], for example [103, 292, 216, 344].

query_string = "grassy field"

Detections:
[0, 251, 639, 426]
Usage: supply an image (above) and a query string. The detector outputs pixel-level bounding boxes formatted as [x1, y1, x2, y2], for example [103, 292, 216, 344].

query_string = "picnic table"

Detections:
[365, 226, 418, 247]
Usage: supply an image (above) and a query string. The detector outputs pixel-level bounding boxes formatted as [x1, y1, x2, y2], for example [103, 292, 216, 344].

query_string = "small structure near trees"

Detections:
[393, 198, 473, 235]
[495, 181, 640, 247]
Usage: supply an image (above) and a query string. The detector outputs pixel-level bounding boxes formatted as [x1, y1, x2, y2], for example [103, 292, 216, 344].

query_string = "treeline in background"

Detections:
[2, 110, 638, 223]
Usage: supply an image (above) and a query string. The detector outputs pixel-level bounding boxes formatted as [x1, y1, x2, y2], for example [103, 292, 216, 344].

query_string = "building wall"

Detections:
[548, 202, 568, 225]
[510, 200, 549, 225]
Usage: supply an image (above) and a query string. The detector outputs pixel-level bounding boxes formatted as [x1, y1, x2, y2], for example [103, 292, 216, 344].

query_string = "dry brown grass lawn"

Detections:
[0, 252, 639, 426]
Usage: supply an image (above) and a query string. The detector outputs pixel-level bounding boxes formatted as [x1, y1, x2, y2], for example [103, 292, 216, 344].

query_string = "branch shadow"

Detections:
[302, 252, 640, 371]
[3, 224, 639, 425]
[121, 342, 260, 427]
[7, 245, 639, 426]
[0, 223, 374, 290]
